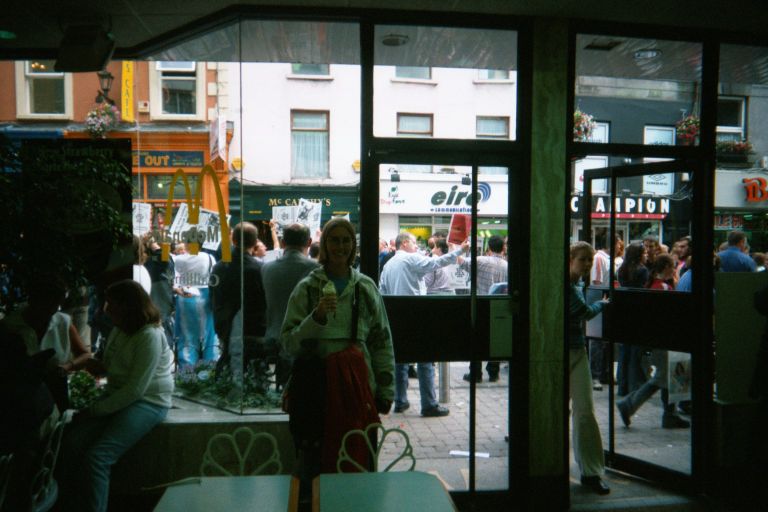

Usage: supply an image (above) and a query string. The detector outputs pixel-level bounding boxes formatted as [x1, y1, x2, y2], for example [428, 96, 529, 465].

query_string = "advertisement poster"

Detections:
[667, 351, 692, 403]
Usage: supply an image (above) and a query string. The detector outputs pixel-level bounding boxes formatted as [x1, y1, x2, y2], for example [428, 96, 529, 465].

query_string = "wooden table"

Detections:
[154, 475, 298, 511]
[313, 471, 457, 512]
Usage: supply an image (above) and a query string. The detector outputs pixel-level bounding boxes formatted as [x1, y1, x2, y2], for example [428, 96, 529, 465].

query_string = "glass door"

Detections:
[582, 159, 708, 489]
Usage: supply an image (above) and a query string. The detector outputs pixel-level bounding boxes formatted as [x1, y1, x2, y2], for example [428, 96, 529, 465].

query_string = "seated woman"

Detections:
[281, 218, 395, 488]
[1, 274, 92, 410]
[58, 279, 174, 512]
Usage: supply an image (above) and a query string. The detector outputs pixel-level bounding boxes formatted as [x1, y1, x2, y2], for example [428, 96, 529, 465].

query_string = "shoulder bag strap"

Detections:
[351, 282, 360, 341]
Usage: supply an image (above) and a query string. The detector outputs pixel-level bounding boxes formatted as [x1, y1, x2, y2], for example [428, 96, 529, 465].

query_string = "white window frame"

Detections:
[643, 125, 676, 146]
[396, 113, 433, 137]
[476, 116, 510, 139]
[291, 110, 330, 179]
[149, 61, 206, 121]
[717, 96, 746, 141]
[15, 61, 73, 120]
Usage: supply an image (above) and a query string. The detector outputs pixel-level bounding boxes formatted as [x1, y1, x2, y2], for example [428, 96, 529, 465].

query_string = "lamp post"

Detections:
[96, 70, 114, 104]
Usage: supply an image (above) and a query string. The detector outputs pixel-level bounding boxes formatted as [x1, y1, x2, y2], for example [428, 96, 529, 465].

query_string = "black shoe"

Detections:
[617, 399, 631, 427]
[463, 372, 482, 383]
[421, 405, 450, 417]
[676, 401, 692, 416]
[580, 476, 610, 495]
[488, 373, 499, 383]
[407, 365, 417, 378]
[662, 414, 690, 429]
[394, 402, 410, 413]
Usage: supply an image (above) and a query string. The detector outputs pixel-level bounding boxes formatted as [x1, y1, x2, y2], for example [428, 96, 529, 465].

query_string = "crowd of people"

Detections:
[6, 216, 766, 506]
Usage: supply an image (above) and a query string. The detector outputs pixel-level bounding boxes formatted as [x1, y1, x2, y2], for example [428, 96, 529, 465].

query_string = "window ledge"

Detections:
[390, 78, 438, 86]
[17, 113, 72, 120]
[286, 74, 334, 81]
[150, 114, 206, 122]
[473, 79, 515, 85]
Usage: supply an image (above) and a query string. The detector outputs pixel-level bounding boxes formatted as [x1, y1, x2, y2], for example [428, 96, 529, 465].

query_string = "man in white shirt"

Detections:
[380, 232, 468, 417]
[588, 234, 611, 391]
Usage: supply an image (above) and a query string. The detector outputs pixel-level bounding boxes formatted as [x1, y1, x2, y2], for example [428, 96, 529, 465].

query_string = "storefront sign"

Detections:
[155, 165, 231, 262]
[570, 195, 670, 219]
[715, 170, 768, 209]
[379, 179, 507, 215]
[642, 173, 674, 195]
[132, 150, 205, 168]
[743, 177, 768, 203]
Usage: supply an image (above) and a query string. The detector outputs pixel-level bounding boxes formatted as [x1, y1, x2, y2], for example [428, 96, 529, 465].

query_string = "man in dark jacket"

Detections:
[210, 222, 267, 375]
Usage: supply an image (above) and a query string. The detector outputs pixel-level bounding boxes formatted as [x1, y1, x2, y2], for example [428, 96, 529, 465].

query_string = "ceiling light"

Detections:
[381, 34, 409, 47]
[634, 49, 662, 60]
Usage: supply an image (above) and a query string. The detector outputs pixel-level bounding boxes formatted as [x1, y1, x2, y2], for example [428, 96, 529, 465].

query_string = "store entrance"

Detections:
[372, 149, 525, 497]
[581, 159, 711, 491]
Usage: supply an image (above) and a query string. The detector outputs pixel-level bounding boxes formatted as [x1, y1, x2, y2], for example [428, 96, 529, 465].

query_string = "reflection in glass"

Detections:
[575, 35, 702, 146]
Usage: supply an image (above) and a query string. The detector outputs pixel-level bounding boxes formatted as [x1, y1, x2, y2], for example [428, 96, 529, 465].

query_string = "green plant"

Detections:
[716, 139, 753, 154]
[69, 370, 104, 410]
[175, 361, 282, 410]
[675, 115, 700, 145]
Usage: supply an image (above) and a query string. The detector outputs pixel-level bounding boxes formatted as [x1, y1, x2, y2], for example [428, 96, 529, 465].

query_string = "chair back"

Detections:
[337, 423, 415, 473]
[200, 427, 282, 476]
[29, 410, 72, 512]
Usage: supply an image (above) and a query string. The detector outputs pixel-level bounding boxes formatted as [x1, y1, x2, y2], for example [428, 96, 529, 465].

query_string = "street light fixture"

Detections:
[96, 70, 114, 104]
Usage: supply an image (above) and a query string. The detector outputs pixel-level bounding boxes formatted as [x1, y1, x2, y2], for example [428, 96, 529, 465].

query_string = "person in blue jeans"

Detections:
[58, 279, 174, 512]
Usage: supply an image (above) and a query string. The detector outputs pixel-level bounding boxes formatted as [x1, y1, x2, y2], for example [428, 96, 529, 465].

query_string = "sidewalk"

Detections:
[379, 361, 696, 508]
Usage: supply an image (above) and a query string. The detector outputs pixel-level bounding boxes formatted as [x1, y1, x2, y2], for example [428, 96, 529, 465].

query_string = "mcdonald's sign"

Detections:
[159, 165, 231, 263]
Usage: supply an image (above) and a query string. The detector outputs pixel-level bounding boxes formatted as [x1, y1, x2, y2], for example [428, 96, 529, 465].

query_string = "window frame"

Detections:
[396, 113, 434, 137]
[14, 61, 73, 120]
[477, 69, 511, 81]
[716, 96, 746, 141]
[476, 116, 510, 139]
[290, 109, 330, 179]
[394, 66, 432, 80]
[148, 61, 207, 121]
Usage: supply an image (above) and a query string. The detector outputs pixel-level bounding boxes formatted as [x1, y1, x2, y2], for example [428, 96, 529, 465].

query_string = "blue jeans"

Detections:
[175, 287, 219, 368]
[59, 401, 169, 512]
[395, 362, 438, 412]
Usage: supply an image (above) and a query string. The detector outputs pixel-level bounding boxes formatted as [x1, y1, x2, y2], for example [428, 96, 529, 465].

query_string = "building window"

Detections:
[476, 116, 509, 139]
[291, 63, 330, 75]
[291, 110, 329, 179]
[644, 125, 676, 145]
[478, 69, 509, 80]
[149, 61, 206, 120]
[395, 66, 431, 80]
[146, 175, 200, 200]
[717, 96, 746, 141]
[397, 113, 433, 137]
[15, 61, 73, 119]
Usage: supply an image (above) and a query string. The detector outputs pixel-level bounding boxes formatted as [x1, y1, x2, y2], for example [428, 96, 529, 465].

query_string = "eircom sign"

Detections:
[159, 165, 232, 263]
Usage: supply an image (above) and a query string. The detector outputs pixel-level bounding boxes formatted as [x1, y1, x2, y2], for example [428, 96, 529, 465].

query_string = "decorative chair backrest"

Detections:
[200, 427, 283, 476]
[29, 410, 72, 512]
[337, 423, 415, 473]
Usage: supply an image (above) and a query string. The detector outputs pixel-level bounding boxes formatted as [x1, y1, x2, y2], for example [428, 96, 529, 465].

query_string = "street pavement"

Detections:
[379, 361, 697, 509]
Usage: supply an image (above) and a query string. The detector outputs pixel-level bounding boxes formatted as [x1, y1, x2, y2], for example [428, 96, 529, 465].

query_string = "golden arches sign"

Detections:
[161, 165, 232, 263]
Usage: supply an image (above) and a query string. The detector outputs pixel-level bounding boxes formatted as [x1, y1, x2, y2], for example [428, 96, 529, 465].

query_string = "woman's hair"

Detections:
[318, 218, 357, 267]
[105, 279, 160, 334]
[648, 253, 674, 282]
[569, 241, 594, 258]
[617, 242, 645, 283]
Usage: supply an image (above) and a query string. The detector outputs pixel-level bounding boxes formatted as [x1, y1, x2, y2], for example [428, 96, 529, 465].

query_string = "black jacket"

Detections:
[210, 250, 267, 344]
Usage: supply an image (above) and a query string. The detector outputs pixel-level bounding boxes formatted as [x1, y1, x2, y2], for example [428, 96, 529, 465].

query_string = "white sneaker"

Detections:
[592, 379, 603, 391]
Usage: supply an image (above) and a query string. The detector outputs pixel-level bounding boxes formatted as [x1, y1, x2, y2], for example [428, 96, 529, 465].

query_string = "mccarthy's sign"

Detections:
[158, 165, 231, 263]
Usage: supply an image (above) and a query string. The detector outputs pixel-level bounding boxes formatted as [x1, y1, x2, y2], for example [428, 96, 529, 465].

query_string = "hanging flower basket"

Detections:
[85, 102, 120, 139]
[573, 109, 596, 142]
[675, 115, 699, 146]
